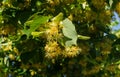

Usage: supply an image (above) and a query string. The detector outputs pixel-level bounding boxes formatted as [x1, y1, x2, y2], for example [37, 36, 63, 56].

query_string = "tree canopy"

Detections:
[0, 0, 120, 77]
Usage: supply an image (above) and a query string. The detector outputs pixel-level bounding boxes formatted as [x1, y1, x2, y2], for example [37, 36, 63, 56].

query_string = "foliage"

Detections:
[0, 0, 120, 77]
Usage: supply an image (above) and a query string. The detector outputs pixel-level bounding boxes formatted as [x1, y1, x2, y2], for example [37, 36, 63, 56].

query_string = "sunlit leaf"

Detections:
[22, 15, 51, 38]
[62, 18, 78, 46]
[115, 60, 120, 64]
[31, 31, 44, 38]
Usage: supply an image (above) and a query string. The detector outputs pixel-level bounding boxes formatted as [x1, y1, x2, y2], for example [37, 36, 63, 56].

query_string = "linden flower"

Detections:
[47, 0, 60, 6]
[30, 70, 37, 76]
[79, 60, 87, 67]
[89, 65, 101, 74]
[45, 41, 58, 52]
[49, 26, 58, 35]
[106, 64, 116, 73]
[13, 47, 19, 55]
[116, 2, 120, 15]
[9, 54, 15, 60]
[118, 64, 120, 70]
[48, 22, 58, 27]
[62, 46, 81, 58]
[100, 41, 112, 55]
[92, 0, 106, 10]
[1, 41, 12, 51]
[45, 41, 61, 58]
[82, 70, 89, 76]
[45, 26, 59, 40]
[101, 49, 111, 55]
[95, 56, 102, 62]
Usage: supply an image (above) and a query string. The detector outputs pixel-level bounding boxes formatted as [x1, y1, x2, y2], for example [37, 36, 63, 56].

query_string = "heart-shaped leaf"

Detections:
[62, 18, 78, 46]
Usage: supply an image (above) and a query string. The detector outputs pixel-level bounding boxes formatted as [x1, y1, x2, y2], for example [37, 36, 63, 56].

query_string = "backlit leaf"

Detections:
[22, 15, 51, 38]
[62, 18, 78, 46]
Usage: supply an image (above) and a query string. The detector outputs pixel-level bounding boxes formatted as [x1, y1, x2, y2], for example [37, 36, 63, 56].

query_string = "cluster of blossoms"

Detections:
[44, 15, 82, 59]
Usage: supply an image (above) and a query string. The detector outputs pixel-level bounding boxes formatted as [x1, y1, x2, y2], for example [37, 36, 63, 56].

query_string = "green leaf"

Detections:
[115, 60, 120, 64]
[31, 31, 44, 37]
[22, 15, 51, 38]
[62, 18, 78, 46]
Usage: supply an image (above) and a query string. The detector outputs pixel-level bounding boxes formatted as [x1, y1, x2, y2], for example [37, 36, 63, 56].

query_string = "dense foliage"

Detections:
[0, 0, 120, 77]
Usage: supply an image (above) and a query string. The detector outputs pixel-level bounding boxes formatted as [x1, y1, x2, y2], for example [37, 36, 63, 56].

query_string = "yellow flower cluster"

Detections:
[79, 43, 90, 55]
[0, 38, 20, 56]
[1, 38, 12, 51]
[62, 46, 81, 58]
[30, 69, 37, 76]
[45, 41, 61, 58]
[44, 21, 81, 58]
[100, 38, 112, 55]
[45, 22, 60, 41]
[45, 20, 82, 58]
[46, 26, 58, 39]
[47, 0, 60, 6]
[105, 64, 116, 73]
[115, 2, 120, 15]
[44, 13, 83, 59]
[44, 16, 63, 58]
[45, 42, 81, 58]
[47, 0, 74, 6]
[79, 60, 87, 67]
[82, 65, 101, 76]
[98, 10, 112, 24]
[95, 38, 113, 56]
[91, 0, 106, 10]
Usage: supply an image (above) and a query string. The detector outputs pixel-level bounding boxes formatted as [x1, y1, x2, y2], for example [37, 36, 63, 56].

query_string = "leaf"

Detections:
[31, 31, 44, 38]
[115, 60, 120, 64]
[22, 15, 51, 38]
[62, 18, 78, 46]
